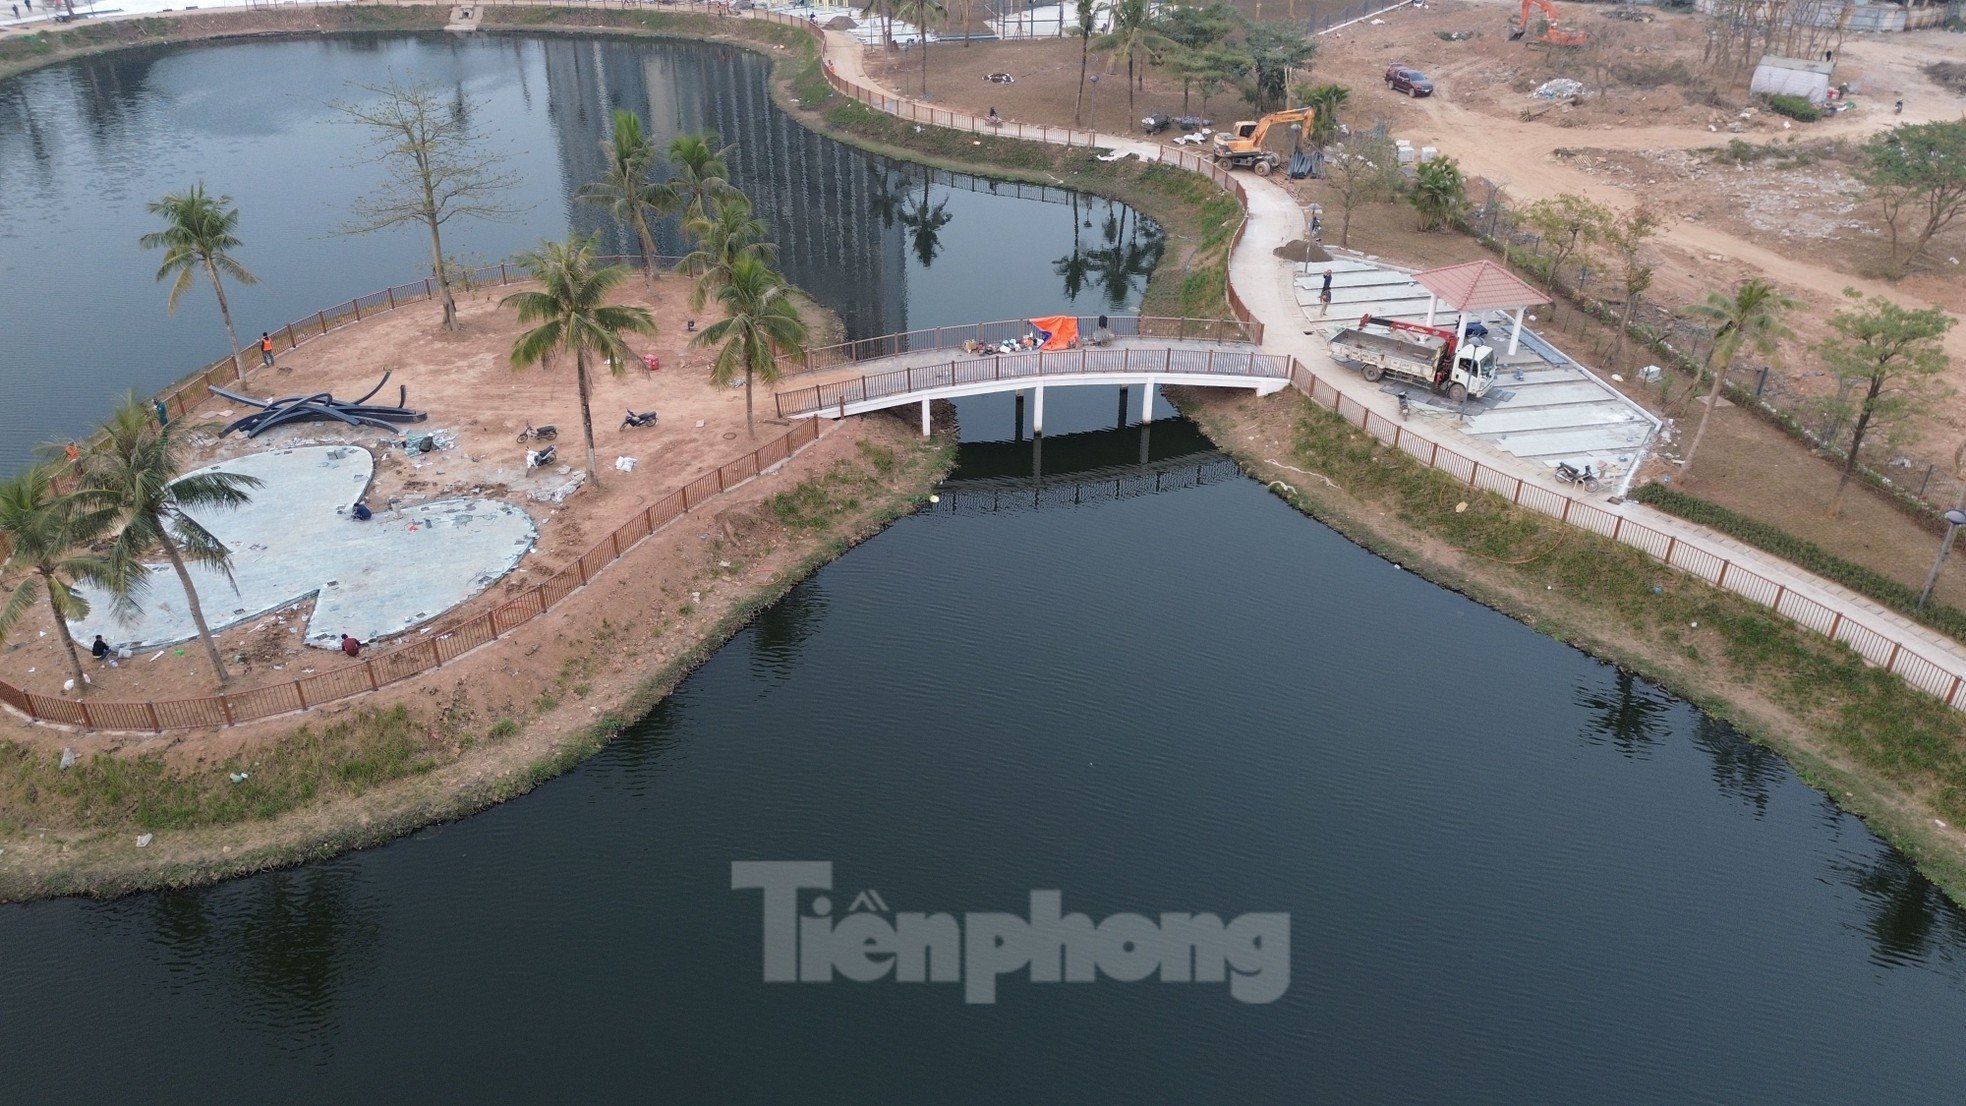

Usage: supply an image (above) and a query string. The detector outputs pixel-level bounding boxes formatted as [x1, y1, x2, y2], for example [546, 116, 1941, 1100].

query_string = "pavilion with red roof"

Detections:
[1412, 259, 1548, 357]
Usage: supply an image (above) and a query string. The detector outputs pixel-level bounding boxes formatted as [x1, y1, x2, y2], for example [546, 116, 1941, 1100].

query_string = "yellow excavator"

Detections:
[1211, 106, 1315, 175]
[1509, 0, 1588, 47]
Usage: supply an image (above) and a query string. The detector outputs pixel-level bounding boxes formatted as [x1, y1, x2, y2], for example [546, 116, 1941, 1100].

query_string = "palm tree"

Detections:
[895, 0, 947, 97]
[658, 132, 735, 235]
[580, 109, 666, 285]
[81, 399, 262, 688]
[682, 194, 776, 312]
[141, 184, 259, 383]
[1073, 0, 1097, 126]
[1095, 0, 1165, 117]
[691, 256, 809, 439]
[1679, 278, 1795, 482]
[503, 234, 659, 485]
[0, 464, 119, 693]
[860, 0, 897, 48]
[1304, 83, 1348, 146]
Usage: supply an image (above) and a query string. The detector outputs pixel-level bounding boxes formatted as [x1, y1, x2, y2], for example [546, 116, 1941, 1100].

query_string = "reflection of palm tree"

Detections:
[1088, 206, 1164, 309]
[1690, 717, 1780, 816]
[868, 170, 907, 231]
[1574, 669, 1670, 758]
[1839, 848, 1966, 966]
[1055, 248, 1094, 301]
[899, 171, 952, 268]
[1055, 192, 1094, 301]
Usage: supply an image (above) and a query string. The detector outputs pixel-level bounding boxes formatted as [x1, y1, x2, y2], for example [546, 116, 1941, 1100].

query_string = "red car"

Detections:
[1385, 64, 1435, 97]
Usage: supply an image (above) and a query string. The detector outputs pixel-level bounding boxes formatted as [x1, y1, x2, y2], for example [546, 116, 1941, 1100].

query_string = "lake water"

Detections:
[2, 32, 1966, 1104]
[0, 31, 1157, 469]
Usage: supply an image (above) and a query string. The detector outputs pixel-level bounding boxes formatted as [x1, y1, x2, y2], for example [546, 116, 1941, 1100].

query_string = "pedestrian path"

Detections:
[782, 8, 1966, 711]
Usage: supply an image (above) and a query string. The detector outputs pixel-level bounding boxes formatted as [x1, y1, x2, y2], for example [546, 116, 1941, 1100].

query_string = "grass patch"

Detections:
[769, 458, 881, 530]
[1765, 94, 1822, 122]
[0, 705, 455, 833]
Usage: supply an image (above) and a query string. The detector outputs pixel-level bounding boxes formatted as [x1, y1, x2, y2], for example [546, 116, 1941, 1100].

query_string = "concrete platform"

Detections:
[71, 446, 537, 652]
[1305, 254, 1662, 486]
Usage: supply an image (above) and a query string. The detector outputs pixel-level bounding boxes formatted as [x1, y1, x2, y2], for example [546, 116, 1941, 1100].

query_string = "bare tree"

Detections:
[337, 80, 522, 332]
[1606, 205, 1662, 370]
[1324, 127, 1400, 248]
[1520, 192, 1613, 323]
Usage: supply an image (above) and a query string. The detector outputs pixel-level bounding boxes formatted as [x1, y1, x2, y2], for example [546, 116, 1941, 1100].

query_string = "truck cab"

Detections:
[1445, 343, 1497, 399]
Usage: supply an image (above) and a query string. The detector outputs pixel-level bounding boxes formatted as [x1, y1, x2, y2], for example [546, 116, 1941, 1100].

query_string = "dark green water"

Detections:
[0, 32, 1157, 470]
[3, 33, 1966, 1105]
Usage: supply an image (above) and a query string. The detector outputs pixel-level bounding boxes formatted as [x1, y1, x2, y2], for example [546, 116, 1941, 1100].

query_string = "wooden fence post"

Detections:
[294, 680, 307, 709]
[146, 701, 162, 733]
[219, 696, 234, 726]
[366, 660, 379, 691]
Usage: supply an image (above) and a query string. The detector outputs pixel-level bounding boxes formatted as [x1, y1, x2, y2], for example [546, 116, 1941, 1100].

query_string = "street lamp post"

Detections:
[1088, 73, 1098, 135]
[1917, 508, 1966, 611]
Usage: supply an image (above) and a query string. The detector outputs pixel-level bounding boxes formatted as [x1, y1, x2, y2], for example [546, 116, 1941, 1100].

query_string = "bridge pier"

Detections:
[921, 398, 931, 438]
[1139, 378, 1156, 424]
[1117, 386, 1129, 429]
[1014, 391, 1025, 442]
[1032, 385, 1046, 437]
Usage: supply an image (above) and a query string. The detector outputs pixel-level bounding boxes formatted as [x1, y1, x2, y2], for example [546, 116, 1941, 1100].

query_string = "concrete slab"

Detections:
[71, 446, 537, 652]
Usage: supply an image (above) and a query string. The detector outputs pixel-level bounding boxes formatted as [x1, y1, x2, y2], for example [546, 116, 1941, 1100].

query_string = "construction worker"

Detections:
[259, 332, 275, 368]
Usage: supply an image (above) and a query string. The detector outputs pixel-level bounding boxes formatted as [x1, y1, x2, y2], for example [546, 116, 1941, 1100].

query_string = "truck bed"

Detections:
[1328, 327, 1439, 368]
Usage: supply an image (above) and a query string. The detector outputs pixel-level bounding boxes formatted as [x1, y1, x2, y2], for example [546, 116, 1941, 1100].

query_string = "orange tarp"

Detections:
[1028, 316, 1080, 351]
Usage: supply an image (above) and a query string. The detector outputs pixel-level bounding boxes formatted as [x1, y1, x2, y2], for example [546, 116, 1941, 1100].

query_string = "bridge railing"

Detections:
[790, 315, 1256, 376]
[777, 346, 1290, 418]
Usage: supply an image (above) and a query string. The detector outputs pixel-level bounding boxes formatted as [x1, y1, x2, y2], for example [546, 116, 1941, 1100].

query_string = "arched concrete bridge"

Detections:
[773, 335, 1290, 434]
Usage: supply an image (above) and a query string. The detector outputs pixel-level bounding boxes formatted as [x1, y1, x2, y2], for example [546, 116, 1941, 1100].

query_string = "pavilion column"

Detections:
[1425, 295, 1438, 328]
[1508, 306, 1526, 356]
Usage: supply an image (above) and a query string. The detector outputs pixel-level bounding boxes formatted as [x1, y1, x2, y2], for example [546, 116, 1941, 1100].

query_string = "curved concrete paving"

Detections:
[795, 11, 1966, 708]
[71, 446, 537, 652]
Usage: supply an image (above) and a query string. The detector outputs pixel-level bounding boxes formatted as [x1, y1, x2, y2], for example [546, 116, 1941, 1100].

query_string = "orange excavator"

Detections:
[1211, 106, 1315, 176]
[1509, 0, 1587, 47]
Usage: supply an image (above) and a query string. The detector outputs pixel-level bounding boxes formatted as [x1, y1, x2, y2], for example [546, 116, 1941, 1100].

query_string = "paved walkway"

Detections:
[796, 12, 1966, 709]
[16, 0, 1966, 707]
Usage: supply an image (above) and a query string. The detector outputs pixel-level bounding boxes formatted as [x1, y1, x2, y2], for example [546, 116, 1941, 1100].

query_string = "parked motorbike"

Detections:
[623, 409, 659, 429]
[526, 445, 558, 470]
[517, 422, 558, 443]
[1554, 461, 1599, 492]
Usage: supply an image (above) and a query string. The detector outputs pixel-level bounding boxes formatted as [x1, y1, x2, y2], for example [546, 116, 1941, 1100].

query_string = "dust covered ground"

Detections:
[0, 270, 842, 705]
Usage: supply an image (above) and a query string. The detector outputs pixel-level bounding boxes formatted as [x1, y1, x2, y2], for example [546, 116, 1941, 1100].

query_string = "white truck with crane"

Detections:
[1327, 314, 1497, 404]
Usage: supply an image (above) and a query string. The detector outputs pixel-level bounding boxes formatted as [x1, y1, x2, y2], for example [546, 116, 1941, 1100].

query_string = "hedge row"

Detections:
[1632, 483, 1966, 644]
[1767, 94, 1822, 122]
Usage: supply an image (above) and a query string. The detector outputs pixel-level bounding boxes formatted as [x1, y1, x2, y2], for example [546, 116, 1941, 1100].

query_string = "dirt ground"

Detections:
[0, 270, 842, 705]
[865, 6, 1966, 611]
[0, 410, 949, 896]
[879, 7, 1966, 428]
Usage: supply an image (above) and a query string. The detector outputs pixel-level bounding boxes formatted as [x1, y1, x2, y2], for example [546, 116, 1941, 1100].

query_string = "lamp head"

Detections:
[1946, 509, 1966, 527]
